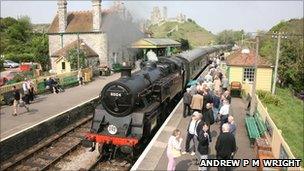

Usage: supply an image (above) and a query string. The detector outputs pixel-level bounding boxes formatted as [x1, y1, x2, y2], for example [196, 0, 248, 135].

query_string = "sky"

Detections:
[1, 1, 303, 33]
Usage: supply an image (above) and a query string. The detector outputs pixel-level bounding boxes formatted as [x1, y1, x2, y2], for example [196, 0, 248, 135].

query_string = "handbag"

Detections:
[172, 148, 181, 158]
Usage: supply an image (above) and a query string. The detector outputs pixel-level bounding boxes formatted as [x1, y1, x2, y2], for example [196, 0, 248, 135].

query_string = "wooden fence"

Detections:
[242, 82, 301, 170]
[0, 68, 92, 95]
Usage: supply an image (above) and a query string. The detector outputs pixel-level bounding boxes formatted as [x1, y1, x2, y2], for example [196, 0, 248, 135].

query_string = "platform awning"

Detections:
[131, 38, 181, 49]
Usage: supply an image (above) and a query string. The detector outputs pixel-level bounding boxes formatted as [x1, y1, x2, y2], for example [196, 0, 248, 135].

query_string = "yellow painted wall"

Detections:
[55, 58, 71, 74]
[256, 68, 273, 92]
[228, 66, 273, 92]
[228, 66, 243, 83]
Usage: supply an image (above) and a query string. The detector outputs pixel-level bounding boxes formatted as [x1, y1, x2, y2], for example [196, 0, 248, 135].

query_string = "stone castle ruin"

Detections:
[149, 6, 186, 25]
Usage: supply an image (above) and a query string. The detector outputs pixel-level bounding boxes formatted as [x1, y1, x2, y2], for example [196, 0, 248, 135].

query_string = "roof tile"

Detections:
[51, 39, 98, 58]
[226, 50, 273, 68]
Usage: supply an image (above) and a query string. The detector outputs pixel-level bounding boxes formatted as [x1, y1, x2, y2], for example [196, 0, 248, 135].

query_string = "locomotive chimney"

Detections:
[121, 62, 132, 78]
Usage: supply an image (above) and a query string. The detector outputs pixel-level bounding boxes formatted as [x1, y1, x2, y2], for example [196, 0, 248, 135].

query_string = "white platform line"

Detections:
[131, 99, 183, 171]
[0, 96, 99, 142]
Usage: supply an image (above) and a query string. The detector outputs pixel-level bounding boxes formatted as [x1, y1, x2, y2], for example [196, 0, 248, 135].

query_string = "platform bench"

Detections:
[62, 76, 79, 87]
[254, 113, 267, 136]
[245, 116, 260, 146]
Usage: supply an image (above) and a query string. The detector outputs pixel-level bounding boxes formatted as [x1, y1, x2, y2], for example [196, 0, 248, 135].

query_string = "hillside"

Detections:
[259, 18, 303, 92]
[149, 20, 215, 48]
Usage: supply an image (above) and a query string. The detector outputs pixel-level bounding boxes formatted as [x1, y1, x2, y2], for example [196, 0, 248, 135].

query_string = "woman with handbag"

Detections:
[166, 129, 183, 171]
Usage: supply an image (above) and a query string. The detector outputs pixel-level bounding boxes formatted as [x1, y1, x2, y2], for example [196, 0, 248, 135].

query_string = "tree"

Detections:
[1, 16, 50, 71]
[28, 33, 50, 70]
[215, 29, 247, 45]
[67, 48, 87, 70]
[179, 38, 190, 51]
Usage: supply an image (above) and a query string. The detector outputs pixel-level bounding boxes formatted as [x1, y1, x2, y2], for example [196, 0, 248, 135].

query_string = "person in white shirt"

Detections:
[204, 72, 213, 83]
[219, 99, 230, 128]
[22, 78, 30, 104]
[167, 129, 183, 171]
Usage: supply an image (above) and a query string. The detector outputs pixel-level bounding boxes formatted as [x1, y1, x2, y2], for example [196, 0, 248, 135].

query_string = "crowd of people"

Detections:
[167, 57, 237, 171]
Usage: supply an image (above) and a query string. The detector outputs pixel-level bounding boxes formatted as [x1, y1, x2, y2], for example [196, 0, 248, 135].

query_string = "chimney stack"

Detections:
[57, 0, 67, 33]
[92, 0, 102, 31]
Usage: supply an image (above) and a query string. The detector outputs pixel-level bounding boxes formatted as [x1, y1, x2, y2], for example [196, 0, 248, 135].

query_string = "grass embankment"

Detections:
[149, 21, 215, 47]
[259, 88, 303, 165]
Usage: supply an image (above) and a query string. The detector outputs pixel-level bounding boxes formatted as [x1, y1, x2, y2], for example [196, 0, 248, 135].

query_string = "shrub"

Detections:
[257, 90, 283, 106]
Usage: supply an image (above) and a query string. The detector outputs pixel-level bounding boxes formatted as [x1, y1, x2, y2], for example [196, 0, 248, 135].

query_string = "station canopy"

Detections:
[132, 38, 181, 49]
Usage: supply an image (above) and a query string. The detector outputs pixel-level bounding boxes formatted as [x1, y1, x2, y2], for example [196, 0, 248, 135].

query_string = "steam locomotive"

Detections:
[83, 45, 230, 159]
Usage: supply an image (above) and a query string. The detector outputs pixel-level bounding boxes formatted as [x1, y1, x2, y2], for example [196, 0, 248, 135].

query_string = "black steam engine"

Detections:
[83, 45, 230, 158]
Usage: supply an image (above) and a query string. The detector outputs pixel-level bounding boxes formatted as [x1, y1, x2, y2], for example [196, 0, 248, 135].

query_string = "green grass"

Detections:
[149, 21, 215, 47]
[261, 88, 303, 165]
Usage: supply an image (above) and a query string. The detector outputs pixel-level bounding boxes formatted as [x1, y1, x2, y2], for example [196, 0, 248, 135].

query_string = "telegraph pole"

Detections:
[271, 32, 287, 94]
[250, 35, 259, 116]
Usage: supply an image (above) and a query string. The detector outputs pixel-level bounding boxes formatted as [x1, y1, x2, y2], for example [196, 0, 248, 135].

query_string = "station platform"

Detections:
[0, 73, 121, 140]
[132, 97, 257, 170]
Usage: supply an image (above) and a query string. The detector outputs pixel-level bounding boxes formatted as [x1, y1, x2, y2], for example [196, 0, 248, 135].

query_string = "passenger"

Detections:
[223, 90, 232, 104]
[213, 76, 222, 92]
[228, 115, 237, 137]
[203, 103, 214, 127]
[204, 72, 213, 83]
[166, 129, 183, 171]
[49, 77, 59, 94]
[22, 78, 30, 104]
[216, 123, 236, 171]
[78, 69, 84, 86]
[218, 71, 223, 81]
[212, 90, 221, 123]
[205, 80, 213, 91]
[29, 83, 35, 102]
[45, 78, 53, 93]
[183, 88, 192, 118]
[190, 89, 204, 112]
[182, 112, 202, 156]
[197, 123, 210, 171]
[219, 99, 230, 129]
[202, 87, 213, 114]
[12, 86, 29, 116]
[222, 75, 229, 92]
[190, 84, 198, 95]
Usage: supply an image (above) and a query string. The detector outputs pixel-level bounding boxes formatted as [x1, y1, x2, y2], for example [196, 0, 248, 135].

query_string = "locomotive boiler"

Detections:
[83, 45, 230, 159]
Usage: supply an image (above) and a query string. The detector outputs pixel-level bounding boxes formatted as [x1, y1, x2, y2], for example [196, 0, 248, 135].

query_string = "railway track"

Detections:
[86, 157, 131, 171]
[1, 115, 92, 171]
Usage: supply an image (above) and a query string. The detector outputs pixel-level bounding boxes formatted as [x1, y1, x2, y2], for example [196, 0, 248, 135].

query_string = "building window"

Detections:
[243, 67, 255, 82]
[62, 62, 65, 70]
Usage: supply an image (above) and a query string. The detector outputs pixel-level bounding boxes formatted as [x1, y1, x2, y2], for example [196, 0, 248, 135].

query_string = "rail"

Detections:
[1, 115, 92, 171]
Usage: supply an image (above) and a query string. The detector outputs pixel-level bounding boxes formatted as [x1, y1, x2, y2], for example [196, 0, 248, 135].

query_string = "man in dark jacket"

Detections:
[183, 88, 193, 118]
[203, 103, 214, 127]
[202, 86, 213, 114]
[197, 123, 210, 171]
[215, 123, 236, 171]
